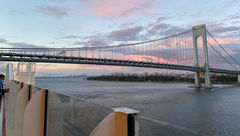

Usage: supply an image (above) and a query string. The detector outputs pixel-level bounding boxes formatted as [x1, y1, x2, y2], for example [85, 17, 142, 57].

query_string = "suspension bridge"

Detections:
[0, 24, 239, 88]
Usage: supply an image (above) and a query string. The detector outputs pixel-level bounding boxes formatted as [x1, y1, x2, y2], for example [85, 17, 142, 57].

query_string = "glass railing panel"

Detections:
[31, 86, 42, 96]
[46, 91, 111, 136]
[4, 82, 22, 132]
[136, 116, 204, 136]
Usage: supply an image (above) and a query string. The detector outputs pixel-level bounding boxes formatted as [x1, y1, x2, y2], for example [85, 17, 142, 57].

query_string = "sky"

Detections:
[0, 0, 240, 76]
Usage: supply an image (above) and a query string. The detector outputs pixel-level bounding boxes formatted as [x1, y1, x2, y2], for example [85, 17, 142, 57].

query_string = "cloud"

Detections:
[108, 26, 144, 41]
[0, 38, 7, 43]
[224, 0, 240, 8]
[224, 14, 240, 22]
[59, 35, 81, 39]
[42, 0, 157, 19]
[35, 6, 68, 17]
[207, 23, 240, 37]
[147, 17, 168, 28]
[71, 17, 185, 47]
[141, 17, 186, 38]
[119, 22, 135, 28]
[73, 34, 111, 47]
[8, 42, 46, 48]
[147, 23, 170, 35]
[0, 37, 46, 48]
[146, 23, 187, 39]
[211, 26, 240, 34]
[72, 25, 145, 47]
[83, 0, 156, 18]
[211, 37, 240, 45]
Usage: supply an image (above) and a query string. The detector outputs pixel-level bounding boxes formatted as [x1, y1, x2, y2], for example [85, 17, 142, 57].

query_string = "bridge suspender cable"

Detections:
[207, 30, 240, 67]
[207, 42, 238, 70]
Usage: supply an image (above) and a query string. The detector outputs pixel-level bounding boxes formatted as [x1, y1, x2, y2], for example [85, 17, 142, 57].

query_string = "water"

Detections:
[36, 77, 240, 136]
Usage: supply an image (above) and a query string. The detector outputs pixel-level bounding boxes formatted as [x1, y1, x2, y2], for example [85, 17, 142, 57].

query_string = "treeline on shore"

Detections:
[86, 74, 238, 84]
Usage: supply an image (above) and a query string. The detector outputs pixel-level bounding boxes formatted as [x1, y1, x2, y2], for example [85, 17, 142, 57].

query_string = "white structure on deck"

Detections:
[15, 63, 36, 85]
[6, 63, 14, 82]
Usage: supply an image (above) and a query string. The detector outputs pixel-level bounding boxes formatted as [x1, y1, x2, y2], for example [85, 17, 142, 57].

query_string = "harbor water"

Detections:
[36, 77, 240, 136]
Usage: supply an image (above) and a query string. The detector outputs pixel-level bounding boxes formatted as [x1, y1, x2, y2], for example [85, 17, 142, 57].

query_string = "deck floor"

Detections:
[0, 112, 2, 136]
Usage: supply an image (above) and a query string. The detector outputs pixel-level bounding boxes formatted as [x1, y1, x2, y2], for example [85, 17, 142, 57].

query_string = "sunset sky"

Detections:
[0, 0, 239, 76]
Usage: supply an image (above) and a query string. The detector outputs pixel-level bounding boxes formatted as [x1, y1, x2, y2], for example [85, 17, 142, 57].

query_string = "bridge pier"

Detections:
[204, 72, 211, 88]
[194, 72, 201, 88]
[192, 24, 212, 88]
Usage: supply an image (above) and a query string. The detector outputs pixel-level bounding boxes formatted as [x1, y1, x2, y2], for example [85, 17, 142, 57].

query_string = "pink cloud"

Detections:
[209, 37, 240, 45]
[123, 54, 179, 64]
[87, 0, 155, 17]
[36, 63, 129, 73]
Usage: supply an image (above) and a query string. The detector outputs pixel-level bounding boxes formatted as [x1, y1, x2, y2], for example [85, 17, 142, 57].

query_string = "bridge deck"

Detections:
[0, 53, 239, 75]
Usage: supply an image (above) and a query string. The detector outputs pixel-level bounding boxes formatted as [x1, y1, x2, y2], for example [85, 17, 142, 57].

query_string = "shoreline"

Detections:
[86, 74, 239, 85]
[86, 78, 240, 85]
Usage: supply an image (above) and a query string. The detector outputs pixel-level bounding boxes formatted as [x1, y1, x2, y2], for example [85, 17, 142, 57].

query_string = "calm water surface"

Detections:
[36, 78, 240, 136]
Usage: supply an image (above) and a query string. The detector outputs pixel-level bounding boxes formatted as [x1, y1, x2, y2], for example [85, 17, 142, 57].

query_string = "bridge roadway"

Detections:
[0, 52, 239, 75]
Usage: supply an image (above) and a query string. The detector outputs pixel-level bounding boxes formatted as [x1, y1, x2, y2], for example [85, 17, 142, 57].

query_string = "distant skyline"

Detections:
[0, 0, 239, 76]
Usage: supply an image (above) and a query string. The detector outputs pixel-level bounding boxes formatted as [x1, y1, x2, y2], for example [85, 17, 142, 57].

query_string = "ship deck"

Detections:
[0, 112, 2, 136]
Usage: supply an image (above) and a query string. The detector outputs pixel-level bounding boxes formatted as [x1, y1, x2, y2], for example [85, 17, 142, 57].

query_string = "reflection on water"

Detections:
[36, 77, 240, 136]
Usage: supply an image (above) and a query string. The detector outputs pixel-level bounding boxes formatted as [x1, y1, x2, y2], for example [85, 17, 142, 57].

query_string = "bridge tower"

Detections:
[192, 24, 211, 88]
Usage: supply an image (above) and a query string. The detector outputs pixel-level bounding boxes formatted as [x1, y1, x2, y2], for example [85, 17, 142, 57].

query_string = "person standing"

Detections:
[0, 74, 9, 111]
[0, 74, 9, 136]
[0, 74, 9, 94]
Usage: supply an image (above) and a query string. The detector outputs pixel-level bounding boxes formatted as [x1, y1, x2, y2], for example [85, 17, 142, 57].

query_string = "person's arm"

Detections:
[4, 88, 9, 93]
[0, 88, 9, 94]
